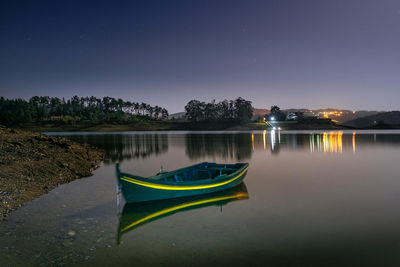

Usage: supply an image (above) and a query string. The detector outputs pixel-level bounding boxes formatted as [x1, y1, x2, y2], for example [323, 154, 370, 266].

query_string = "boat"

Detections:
[117, 183, 249, 243]
[116, 162, 249, 203]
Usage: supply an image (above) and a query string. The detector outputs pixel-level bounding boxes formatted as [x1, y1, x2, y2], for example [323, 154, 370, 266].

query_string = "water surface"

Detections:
[2, 130, 400, 266]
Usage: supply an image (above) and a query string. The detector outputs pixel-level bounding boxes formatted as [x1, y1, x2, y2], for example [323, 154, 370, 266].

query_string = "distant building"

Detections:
[286, 113, 298, 120]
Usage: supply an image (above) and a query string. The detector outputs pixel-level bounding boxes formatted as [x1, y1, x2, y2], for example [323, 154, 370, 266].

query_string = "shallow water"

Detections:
[2, 130, 400, 266]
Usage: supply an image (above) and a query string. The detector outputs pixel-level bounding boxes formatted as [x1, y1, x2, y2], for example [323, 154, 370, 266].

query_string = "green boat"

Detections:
[116, 162, 249, 203]
[117, 183, 249, 243]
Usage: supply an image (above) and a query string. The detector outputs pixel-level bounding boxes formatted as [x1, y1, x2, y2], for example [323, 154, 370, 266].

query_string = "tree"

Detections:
[184, 97, 253, 123]
[161, 108, 169, 120]
[268, 105, 286, 121]
[134, 102, 140, 115]
[153, 106, 162, 119]
[204, 100, 217, 121]
[233, 97, 254, 123]
[217, 100, 234, 120]
[140, 102, 147, 116]
[270, 105, 281, 114]
[185, 100, 204, 122]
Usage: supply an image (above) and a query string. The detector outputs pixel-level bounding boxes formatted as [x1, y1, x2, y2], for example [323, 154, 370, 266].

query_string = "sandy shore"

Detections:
[0, 126, 103, 220]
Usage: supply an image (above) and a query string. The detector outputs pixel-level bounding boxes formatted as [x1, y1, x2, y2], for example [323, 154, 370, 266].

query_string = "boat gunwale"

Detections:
[118, 162, 249, 187]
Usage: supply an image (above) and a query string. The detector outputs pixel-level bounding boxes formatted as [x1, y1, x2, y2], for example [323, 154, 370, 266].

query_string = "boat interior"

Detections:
[154, 163, 245, 182]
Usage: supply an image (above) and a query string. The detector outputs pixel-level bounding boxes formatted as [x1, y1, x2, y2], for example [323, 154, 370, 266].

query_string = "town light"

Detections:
[270, 116, 275, 121]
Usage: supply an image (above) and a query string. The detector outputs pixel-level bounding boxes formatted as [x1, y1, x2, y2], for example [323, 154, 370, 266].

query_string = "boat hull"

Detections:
[117, 162, 249, 203]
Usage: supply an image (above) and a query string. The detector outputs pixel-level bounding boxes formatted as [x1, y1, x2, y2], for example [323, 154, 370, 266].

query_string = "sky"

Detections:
[1, 0, 400, 113]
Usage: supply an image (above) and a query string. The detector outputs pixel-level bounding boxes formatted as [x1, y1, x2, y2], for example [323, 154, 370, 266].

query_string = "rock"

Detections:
[62, 241, 72, 247]
[67, 230, 76, 236]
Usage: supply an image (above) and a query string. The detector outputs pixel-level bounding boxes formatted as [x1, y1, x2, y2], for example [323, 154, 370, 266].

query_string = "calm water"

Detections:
[2, 130, 400, 266]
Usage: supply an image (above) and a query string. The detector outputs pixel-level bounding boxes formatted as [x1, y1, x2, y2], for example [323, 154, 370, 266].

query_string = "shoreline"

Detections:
[15, 121, 368, 132]
[0, 126, 103, 220]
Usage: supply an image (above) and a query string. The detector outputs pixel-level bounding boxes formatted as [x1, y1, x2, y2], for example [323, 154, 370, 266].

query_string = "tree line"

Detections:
[0, 96, 168, 126]
[184, 97, 253, 123]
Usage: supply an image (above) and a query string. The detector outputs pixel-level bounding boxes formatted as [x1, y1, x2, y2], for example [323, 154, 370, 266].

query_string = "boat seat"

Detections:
[205, 167, 236, 172]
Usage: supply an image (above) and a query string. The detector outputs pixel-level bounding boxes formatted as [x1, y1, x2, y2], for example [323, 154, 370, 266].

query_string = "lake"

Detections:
[2, 130, 400, 266]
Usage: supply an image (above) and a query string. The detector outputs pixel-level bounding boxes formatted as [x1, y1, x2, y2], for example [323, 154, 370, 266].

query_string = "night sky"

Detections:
[1, 0, 399, 113]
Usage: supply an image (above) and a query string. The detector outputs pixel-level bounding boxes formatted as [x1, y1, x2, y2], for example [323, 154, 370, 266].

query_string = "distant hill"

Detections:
[279, 108, 379, 123]
[342, 111, 400, 128]
[314, 109, 379, 123]
[168, 112, 187, 121]
[282, 108, 310, 113]
[253, 108, 269, 116]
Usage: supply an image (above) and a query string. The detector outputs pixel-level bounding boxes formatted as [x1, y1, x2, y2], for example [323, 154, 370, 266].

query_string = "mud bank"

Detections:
[0, 126, 103, 220]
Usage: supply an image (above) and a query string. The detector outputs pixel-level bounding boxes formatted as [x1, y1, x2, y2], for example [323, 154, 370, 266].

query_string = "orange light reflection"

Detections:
[263, 130, 266, 150]
[319, 131, 343, 153]
[251, 133, 254, 151]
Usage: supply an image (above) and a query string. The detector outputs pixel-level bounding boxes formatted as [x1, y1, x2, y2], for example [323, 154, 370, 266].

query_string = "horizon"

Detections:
[1, 0, 400, 113]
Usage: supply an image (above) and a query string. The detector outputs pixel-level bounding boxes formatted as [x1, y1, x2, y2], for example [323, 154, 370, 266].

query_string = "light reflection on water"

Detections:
[52, 130, 400, 163]
[2, 130, 400, 266]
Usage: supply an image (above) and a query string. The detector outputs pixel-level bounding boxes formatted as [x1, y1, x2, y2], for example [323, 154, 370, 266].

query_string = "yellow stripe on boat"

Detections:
[120, 166, 248, 190]
[121, 192, 248, 232]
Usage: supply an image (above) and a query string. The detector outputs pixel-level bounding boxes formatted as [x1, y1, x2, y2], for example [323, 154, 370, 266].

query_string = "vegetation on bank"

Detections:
[0, 96, 258, 130]
[0, 126, 103, 220]
[0, 96, 168, 126]
[2, 96, 397, 131]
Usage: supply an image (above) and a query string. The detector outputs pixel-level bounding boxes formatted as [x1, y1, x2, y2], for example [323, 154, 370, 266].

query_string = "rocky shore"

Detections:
[0, 126, 103, 220]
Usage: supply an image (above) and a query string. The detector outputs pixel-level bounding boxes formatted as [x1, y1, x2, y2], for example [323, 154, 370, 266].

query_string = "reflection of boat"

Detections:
[117, 183, 249, 243]
[116, 162, 249, 203]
